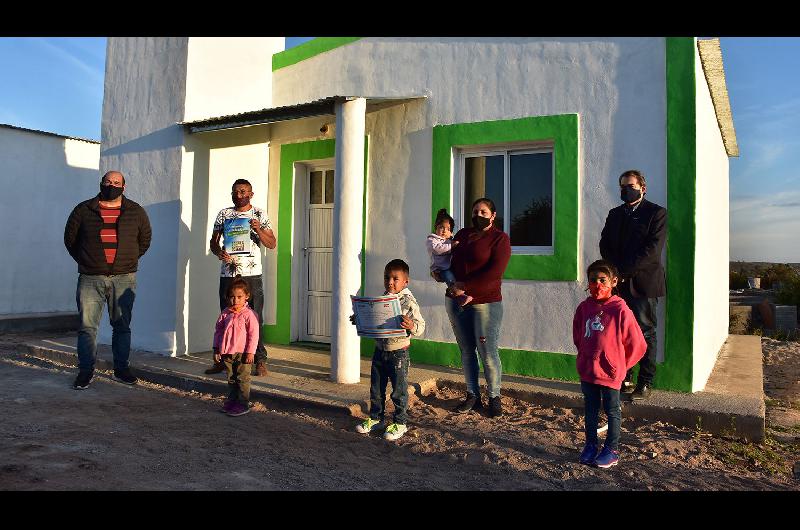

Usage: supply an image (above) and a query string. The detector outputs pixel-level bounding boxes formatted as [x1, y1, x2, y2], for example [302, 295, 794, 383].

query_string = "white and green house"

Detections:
[99, 37, 737, 392]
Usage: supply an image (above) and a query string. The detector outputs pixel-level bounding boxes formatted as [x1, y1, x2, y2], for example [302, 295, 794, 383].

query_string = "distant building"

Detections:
[100, 37, 737, 391]
[0, 124, 99, 315]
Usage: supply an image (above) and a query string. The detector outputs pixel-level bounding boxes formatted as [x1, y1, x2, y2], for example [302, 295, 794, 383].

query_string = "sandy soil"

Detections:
[1, 331, 798, 490]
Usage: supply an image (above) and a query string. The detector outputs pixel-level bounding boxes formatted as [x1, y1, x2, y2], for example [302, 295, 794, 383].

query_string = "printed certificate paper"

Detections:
[223, 217, 252, 255]
[351, 294, 406, 339]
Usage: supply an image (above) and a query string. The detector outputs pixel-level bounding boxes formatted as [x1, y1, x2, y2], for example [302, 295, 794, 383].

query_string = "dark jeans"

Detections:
[224, 353, 252, 405]
[76, 273, 137, 372]
[369, 348, 410, 425]
[581, 381, 621, 451]
[219, 275, 267, 364]
[619, 282, 658, 386]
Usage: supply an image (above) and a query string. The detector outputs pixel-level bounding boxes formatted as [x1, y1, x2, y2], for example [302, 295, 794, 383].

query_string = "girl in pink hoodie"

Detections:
[213, 277, 259, 417]
[573, 260, 646, 468]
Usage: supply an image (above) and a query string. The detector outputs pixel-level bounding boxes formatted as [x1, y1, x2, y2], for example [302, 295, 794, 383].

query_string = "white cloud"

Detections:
[730, 190, 800, 261]
[32, 38, 104, 88]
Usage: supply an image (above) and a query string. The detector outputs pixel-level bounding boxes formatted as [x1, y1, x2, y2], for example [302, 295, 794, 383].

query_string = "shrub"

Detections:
[730, 271, 748, 289]
[776, 276, 800, 307]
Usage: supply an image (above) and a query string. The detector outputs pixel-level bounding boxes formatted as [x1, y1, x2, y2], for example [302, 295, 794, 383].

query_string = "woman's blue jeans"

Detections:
[445, 298, 503, 398]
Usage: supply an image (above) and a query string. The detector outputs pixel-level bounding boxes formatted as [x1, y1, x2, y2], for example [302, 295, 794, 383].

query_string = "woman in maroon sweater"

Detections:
[444, 198, 511, 417]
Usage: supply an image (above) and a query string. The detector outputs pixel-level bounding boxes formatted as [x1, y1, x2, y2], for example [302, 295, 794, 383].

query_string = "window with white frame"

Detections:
[457, 144, 554, 254]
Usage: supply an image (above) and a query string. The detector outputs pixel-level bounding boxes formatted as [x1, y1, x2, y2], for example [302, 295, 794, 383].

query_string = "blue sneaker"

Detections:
[594, 446, 620, 468]
[579, 442, 599, 465]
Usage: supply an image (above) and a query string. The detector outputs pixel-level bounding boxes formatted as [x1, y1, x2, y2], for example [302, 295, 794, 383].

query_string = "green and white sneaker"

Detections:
[355, 418, 382, 434]
[382, 423, 408, 441]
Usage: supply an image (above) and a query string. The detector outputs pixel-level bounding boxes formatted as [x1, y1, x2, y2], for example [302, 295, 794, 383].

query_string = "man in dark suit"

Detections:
[599, 169, 666, 400]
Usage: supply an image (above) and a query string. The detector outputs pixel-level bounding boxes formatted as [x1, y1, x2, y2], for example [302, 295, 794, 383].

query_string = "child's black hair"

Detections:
[385, 258, 410, 276]
[226, 275, 251, 298]
[434, 208, 455, 232]
[586, 260, 619, 295]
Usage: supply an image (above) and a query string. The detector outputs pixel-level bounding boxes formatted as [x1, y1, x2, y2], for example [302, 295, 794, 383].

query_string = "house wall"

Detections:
[178, 126, 272, 355]
[101, 37, 282, 355]
[270, 37, 668, 360]
[100, 37, 190, 354]
[693, 44, 730, 391]
[0, 128, 99, 314]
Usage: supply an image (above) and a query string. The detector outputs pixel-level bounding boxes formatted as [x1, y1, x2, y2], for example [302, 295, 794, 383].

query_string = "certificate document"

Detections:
[350, 294, 407, 339]
[223, 217, 252, 255]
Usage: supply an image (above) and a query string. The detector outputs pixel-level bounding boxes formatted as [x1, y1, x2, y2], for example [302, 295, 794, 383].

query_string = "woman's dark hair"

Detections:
[226, 276, 251, 298]
[434, 208, 455, 231]
[472, 197, 497, 213]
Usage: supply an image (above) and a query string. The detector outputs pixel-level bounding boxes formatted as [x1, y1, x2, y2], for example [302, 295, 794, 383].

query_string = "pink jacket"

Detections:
[213, 306, 259, 355]
[572, 295, 646, 390]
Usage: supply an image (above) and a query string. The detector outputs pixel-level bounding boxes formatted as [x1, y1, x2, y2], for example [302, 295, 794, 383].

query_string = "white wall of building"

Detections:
[100, 37, 190, 354]
[0, 127, 99, 314]
[270, 37, 668, 357]
[178, 126, 271, 355]
[693, 44, 731, 391]
[101, 37, 282, 355]
[184, 38, 283, 122]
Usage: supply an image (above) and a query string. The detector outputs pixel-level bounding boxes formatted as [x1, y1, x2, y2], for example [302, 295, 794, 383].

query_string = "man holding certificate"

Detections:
[206, 179, 276, 377]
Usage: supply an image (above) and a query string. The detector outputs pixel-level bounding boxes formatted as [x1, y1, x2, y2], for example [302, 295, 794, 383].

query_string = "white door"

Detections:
[301, 166, 335, 342]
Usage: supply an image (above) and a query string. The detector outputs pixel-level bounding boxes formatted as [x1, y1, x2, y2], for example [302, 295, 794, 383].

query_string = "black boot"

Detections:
[204, 362, 225, 375]
[453, 392, 483, 413]
[488, 396, 503, 418]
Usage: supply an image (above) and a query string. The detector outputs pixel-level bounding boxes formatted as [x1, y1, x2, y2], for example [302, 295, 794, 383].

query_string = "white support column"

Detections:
[330, 97, 366, 384]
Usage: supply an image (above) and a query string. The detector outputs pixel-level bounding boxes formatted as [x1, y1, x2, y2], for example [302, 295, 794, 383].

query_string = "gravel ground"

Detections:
[1, 331, 798, 490]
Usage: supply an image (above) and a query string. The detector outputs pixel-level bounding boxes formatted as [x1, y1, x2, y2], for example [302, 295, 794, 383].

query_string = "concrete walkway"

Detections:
[18, 334, 765, 441]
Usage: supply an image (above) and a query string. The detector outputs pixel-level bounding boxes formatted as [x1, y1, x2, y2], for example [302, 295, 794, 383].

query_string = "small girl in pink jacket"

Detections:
[573, 260, 646, 468]
[213, 277, 259, 417]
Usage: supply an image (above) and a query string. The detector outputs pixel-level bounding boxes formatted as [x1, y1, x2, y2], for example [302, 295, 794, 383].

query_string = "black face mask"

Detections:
[471, 215, 491, 230]
[620, 186, 642, 204]
[100, 184, 124, 201]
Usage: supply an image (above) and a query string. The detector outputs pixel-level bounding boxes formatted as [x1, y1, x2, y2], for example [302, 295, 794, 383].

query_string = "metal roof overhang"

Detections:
[180, 95, 427, 134]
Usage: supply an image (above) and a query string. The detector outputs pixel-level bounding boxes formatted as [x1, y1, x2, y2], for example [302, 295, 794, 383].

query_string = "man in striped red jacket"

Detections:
[64, 170, 151, 390]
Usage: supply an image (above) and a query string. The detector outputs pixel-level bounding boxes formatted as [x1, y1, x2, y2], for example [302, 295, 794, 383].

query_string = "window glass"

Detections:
[509, 152, 553, 246]
[464, 155, 504, 230]
[324, 170, 335, 204]
[310, 171, 323, 204]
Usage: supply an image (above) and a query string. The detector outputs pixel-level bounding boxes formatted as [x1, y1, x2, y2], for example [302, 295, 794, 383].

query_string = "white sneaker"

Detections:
[382, 423, 408, 441]
[355, 418, 382, 434]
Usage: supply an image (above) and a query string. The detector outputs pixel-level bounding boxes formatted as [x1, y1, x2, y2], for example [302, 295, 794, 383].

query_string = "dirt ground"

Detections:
[1, 331, 798, 491]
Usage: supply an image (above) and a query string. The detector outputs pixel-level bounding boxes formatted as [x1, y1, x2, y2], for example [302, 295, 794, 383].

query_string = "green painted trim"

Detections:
[360, 338, 580, 381]
[661, 38, 696, 392]
[272, 38, 362, 71]
[262, 137, 369, 345]
[431, 114, 580, 281]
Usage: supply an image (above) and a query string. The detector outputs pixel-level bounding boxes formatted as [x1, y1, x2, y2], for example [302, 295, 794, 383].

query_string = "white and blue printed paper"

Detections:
[351, 294, 406, 339]
[223, 217, 252, 255]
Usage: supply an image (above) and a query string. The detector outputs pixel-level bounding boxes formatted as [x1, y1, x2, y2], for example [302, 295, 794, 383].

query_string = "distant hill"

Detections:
[730, 261, 800, 275]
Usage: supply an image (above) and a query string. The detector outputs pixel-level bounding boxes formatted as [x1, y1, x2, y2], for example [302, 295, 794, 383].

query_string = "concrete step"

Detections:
[17, 334, 765, 442]
[0, 312, 79, 333]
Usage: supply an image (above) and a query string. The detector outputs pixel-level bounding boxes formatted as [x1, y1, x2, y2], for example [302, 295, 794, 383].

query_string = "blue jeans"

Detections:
[436, 268, 456, 287]
[369, 348, 410, 424]
[445, 297, 503, 398]
[219, 275, 267, 363]
[581, 381, 621, 451]
[76, 273, 137, 372]
[619, 283, 658, 385]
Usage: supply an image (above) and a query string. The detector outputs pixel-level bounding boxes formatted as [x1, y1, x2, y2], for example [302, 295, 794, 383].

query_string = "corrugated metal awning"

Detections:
[180, 95, 427, 134]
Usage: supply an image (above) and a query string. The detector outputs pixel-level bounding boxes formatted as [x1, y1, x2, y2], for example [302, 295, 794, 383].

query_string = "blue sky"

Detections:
[1, 37, 797, 262]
